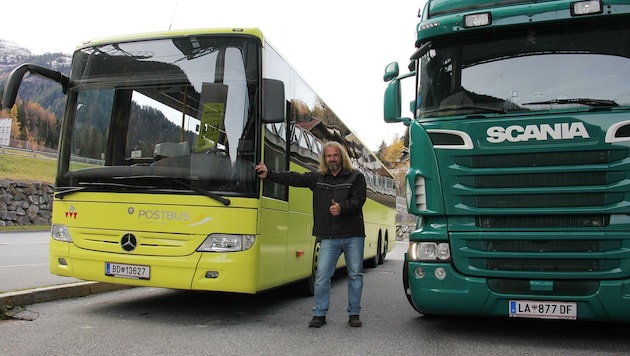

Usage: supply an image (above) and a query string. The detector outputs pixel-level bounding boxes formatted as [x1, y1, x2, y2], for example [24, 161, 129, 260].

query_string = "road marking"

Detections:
[0, 263, 48, 268]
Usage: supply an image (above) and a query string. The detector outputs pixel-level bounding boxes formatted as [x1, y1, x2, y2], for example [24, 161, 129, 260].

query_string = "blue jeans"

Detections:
[312, 237, 364, 317]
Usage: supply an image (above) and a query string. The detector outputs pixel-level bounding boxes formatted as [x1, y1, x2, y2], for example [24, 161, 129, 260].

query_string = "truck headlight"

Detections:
[197, 234, 255, 252]
[409, 241, 451, 261]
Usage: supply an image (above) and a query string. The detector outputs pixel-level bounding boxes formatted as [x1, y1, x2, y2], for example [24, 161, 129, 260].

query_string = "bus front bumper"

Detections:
[50, 240, 259, 294]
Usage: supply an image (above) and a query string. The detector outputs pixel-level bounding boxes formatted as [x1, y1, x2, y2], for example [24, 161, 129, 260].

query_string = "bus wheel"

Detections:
[379, 238, 388, 264]
[365, 237, 381, 268]
[298, 241, 319, 297]
[403, 259, 422, 313]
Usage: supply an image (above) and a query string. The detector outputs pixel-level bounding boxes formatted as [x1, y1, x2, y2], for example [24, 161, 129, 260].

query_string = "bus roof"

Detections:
[75, 27, 265, 50]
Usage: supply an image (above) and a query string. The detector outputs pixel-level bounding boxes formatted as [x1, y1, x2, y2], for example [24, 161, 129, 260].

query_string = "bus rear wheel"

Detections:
[379, 238, 388, 264]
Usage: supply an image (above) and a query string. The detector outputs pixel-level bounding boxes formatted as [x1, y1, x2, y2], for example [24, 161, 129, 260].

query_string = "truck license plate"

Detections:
[105, 262, 150, 280]
[509, 300, 577, 320]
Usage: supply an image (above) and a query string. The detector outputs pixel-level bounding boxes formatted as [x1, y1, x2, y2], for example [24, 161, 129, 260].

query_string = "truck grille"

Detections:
[451, 233, 628, 279]
[476, 215, 609, 228]
[455, 150, 625, 168]
[474, 258, 610, 272]
[452, 150, 627, 210]
[442, 144, 630, 284]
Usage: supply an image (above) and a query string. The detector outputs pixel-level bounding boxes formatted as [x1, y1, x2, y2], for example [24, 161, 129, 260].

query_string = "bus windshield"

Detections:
[417, 18, 630, 117]
[59, 35, 260, 197]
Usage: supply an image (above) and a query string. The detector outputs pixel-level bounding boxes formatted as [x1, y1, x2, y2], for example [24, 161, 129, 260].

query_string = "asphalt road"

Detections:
[2, 238, 630, 355]
[0, 230, 80, 293]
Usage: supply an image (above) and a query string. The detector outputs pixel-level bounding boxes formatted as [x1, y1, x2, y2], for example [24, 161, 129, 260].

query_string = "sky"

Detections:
[2, 0, 423, 150]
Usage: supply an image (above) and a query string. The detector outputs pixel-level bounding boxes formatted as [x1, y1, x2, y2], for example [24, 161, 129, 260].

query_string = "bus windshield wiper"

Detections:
[116, 175, 231, 206]
[56, 182, 156, 199]
[522, 98, 619, 107]
[55, 183, 143, 199]
[56, 177, 231, 206]
[54, 187, 87, 199]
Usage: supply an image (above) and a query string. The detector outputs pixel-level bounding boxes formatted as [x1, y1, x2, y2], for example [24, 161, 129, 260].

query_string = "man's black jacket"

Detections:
[266, 168, 366, 240]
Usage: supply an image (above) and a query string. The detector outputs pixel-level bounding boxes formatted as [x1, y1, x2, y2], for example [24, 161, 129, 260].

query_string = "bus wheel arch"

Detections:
[297, 241, 319, 296]
[365, 231, 382, 268]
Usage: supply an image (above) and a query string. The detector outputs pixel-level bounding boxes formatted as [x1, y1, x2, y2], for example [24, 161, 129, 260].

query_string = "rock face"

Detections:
[0, 180, 53, 227]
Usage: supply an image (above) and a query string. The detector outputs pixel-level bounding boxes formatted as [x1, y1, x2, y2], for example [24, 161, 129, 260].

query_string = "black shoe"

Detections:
[348, 315, 362, 327]
[308, 316, 327, 328]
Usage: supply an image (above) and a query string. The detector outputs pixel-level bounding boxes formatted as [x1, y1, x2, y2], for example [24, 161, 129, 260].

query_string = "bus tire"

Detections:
[365, 237, 381, 268]
[379, 237, 388, 264]
[297, 241, 319, 297]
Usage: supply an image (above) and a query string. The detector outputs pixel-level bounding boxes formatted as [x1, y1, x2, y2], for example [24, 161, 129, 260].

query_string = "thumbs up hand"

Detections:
[329, 199, 341, 216]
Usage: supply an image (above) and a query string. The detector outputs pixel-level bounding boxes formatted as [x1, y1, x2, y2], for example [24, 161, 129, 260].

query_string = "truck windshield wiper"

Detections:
[424, 104, 508, 115]
[522, 98, 619, 107]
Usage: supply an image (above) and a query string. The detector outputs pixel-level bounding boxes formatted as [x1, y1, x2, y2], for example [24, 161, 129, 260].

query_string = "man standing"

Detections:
[255, 141, 367, 328]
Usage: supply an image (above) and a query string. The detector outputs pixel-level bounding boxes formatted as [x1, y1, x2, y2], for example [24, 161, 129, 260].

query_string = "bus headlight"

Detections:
[51, 224, 73, 242]
[409, 242, 451, 261]
[197, 234, 255, 252]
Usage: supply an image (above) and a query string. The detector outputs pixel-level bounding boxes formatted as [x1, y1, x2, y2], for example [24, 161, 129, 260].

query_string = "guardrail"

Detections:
[1, 145, 104, 165]
[0, 145, 57, 159]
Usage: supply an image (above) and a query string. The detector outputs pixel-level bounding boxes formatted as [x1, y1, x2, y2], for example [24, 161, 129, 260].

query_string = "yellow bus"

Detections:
[2, 28, 396, 294]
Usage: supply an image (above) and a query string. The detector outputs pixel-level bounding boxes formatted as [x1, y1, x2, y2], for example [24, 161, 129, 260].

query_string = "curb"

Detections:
[0, 282, 133, 307]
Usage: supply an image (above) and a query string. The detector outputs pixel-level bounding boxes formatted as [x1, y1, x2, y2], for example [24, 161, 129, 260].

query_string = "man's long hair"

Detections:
[318, 141, 354, 174]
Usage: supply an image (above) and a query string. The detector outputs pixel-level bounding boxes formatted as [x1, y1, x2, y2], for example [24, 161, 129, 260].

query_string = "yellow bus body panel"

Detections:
[50, 193, 268, 293]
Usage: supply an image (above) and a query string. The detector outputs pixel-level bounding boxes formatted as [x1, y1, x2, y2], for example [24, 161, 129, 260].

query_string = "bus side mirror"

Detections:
[1, 63, 69, 109]
[262, 78, 285, 123]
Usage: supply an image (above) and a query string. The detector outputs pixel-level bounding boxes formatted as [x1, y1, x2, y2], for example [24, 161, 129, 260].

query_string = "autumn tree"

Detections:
[379, 135, 405, 168]
[2, 98, 60, 150]
[375, 140, 387, 159]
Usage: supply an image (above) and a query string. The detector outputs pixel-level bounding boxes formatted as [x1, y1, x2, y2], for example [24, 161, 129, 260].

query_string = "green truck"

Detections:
[384, 0, 630, 322]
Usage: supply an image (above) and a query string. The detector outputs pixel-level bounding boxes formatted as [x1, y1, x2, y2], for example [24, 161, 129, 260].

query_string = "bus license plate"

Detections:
[509, 300, 577, 320]
[105, 262, 150, 280]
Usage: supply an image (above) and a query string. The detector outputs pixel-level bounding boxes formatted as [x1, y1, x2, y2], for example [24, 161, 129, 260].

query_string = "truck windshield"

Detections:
[58, 35, 260, 197]
[417, 19, 630, 117]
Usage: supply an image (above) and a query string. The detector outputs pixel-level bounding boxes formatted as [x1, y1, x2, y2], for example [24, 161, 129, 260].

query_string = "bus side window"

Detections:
[263, 122, 288, 201]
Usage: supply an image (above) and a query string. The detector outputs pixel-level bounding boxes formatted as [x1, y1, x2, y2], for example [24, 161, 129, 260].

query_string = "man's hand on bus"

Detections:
[255, 163, 268, 179]
[330, 199, 341, 216]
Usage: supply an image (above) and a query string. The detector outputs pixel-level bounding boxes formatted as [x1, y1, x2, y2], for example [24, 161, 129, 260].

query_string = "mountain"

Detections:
[0, 39, 71, 75]
[0, 39, 72, 122]
[0, 39, 32, 62]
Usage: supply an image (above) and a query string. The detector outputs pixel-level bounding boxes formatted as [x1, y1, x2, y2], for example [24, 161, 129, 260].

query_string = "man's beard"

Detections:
[327, 162, 340, 171]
